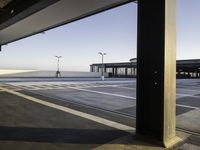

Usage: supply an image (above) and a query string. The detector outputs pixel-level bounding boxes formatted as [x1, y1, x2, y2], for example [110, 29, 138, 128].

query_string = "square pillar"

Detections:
[104, 65, 107, 73]
[115, 68, 118, 77]
[133, 68, 136, 76]
[90, 65, 93, 72]
[136, 0, 177, 147]
[112, 68, 114, 77]
[125, 68, 128, 77]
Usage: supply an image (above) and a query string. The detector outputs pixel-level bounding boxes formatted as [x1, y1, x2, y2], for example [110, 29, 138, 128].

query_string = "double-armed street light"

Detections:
[55, 55, 62, 77]
[98, 52, 106, 80]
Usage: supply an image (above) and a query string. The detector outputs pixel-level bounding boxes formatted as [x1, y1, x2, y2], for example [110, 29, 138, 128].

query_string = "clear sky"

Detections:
[0, 0, 200, 71]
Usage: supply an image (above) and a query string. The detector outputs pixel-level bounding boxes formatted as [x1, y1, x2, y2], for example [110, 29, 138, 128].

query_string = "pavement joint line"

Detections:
[176, 104, 199, 110]
[67, 86, 136, 100]
[0, 86, 135, 134]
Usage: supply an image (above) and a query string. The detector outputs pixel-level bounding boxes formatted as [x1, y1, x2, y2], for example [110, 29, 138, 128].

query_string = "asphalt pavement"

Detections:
[0, 78, 199, 149]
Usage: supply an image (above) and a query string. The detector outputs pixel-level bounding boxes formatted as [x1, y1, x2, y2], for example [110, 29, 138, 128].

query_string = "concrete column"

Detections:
[188, 72, 190, 77]
[135, 68, 137, 76]
[104, 65, 106, 73]
[125, 68, 128, 77]
[177, 70, 180, 75]
[95, 66, 98, 72]
[90, 65, 93, 72]
[115, 68, 117, 77]
[112, 68, 114, 77]
[131, 68, 133, 76]
[136, 0, 177, 147]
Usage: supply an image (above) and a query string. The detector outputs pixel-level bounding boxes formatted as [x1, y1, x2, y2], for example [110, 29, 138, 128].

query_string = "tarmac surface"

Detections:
[0, 77, 199, 150]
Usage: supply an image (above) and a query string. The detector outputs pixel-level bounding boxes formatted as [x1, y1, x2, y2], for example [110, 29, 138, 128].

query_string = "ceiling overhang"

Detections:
[0, 0, 135, 46]
[0, 0, 12, 8]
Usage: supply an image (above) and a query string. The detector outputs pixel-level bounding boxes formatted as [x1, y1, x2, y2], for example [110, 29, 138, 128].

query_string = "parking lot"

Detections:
[0, 78, 199, 149]
[1, 78, 199, 131]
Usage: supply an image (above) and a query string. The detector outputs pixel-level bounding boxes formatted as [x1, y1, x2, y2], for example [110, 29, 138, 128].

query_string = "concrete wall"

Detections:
[0, 70, 108, 78]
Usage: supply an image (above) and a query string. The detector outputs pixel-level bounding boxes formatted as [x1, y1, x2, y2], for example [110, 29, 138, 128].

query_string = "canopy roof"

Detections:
[0, 0, 134, 45]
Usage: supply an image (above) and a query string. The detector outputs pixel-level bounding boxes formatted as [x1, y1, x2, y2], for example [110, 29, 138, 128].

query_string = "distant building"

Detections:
[90, 58, 200, 78]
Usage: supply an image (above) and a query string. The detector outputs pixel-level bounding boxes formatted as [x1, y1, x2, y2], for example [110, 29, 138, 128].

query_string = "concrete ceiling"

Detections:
[0, 0, 134, 45]
[0, 0, 12, 8]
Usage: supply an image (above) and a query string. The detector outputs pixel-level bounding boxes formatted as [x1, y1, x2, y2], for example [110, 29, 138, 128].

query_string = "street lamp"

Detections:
[98, 52, 106, 80]
[55, 55, 62, 77]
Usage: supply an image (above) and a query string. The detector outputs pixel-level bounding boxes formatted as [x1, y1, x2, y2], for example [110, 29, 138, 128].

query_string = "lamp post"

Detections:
[98, 52, 106, 80]
[55, 55, 62, 77]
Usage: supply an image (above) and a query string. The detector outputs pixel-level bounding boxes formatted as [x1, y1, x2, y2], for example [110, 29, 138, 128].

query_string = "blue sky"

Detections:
[0, 0, 200, 71]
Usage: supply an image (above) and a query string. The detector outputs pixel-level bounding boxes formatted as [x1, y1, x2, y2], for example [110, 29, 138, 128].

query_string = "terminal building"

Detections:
[90, 58, 200, 78]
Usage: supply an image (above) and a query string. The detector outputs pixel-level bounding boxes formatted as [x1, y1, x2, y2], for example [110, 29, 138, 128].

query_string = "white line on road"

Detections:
[3, 84, 199, 110]
[68, 87, 200, 109]
[67, 86, 136, 100]
[176, 93, 200, 98]
[0, 86, 135, 134]
[176, 104, 199, 110]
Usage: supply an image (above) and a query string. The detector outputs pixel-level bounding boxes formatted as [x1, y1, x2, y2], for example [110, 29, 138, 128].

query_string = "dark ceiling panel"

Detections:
[0, 0, 12, 8]
[0, 0, 59, 30]
[0, 0, 135, 45]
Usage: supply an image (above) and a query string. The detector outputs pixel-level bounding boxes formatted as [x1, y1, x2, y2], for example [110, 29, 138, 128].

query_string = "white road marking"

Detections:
[4, 83, 200, 110]
[67, 86, 136, 100]
[176, 104, 199, 110]
[68, 87, 199, 109]
[176, 93, 200, 98]
[11, 84, 136, 90]
[0, 86, 135, 134]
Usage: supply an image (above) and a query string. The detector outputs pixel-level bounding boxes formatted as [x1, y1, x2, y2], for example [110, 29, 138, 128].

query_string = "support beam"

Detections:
[125, 68, 128, 77]
[104, 65, 107, 73]
[136, 0, 177, 147]
[115, 68, 117, 77]
[133, 68, 136, 76]
[90, 65, 92, 72]
[112, 68, 115, 77]
[135, 68, 137, 76]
